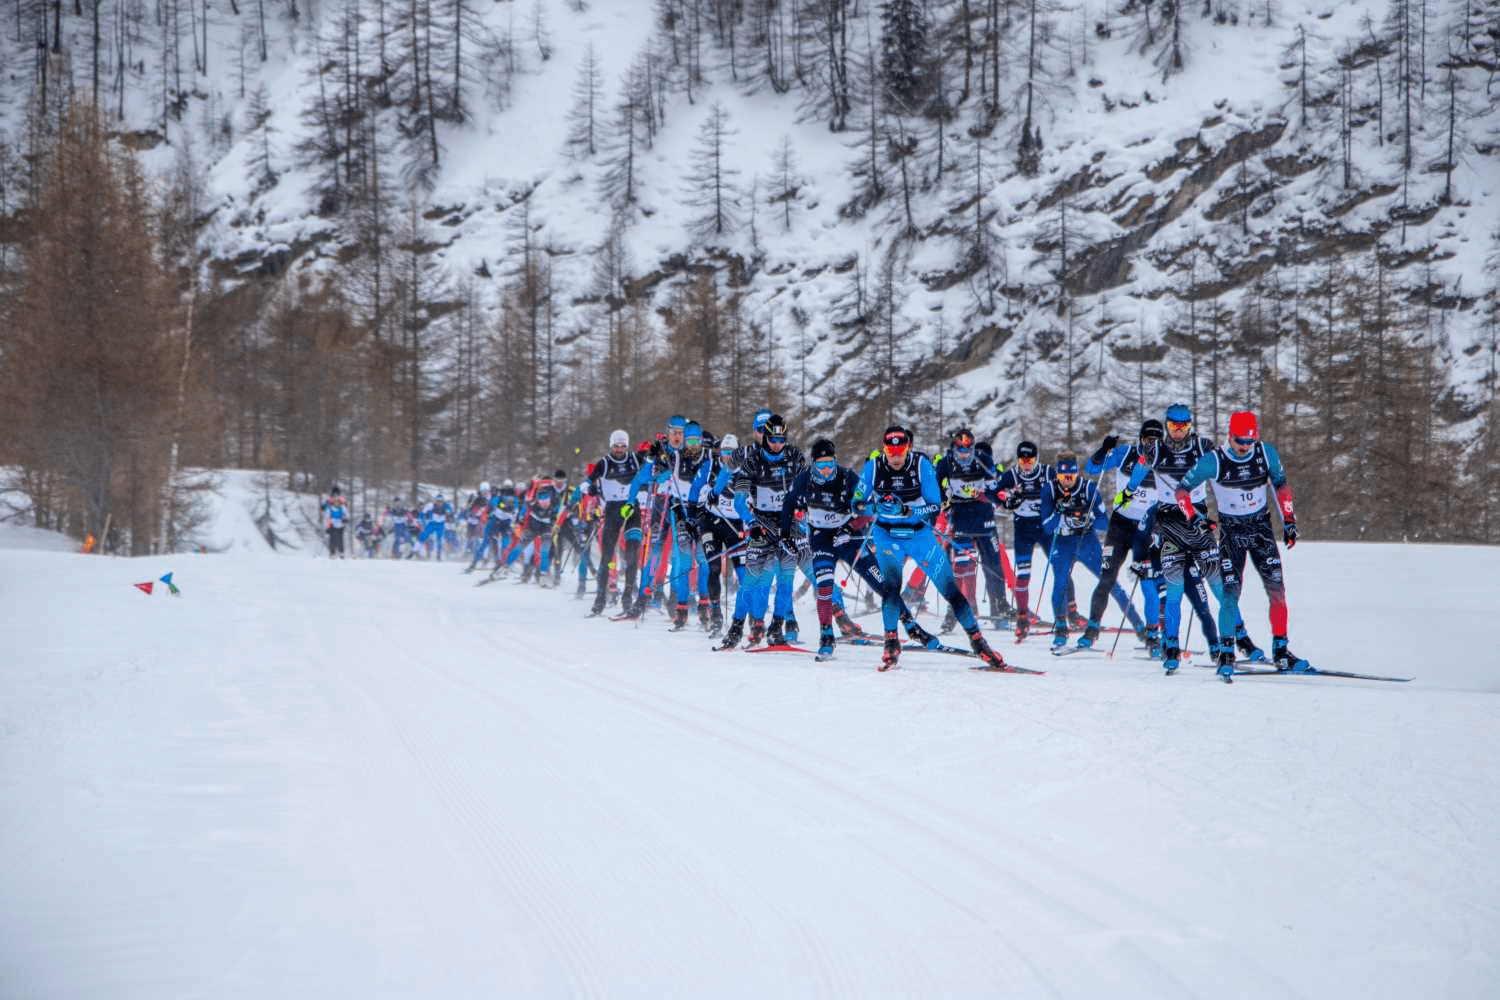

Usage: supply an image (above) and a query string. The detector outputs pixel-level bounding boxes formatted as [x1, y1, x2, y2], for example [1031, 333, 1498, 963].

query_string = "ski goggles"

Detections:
[1015, 455, 1037, 469]
[685, 431, 703, 446]
[953, 432, 975, 449]
[1229, 435, 1256, 450]
[882, 432, 911, 460]
[1166, 419, 1192, 435]
[812, 458, 839, 479]
[764, 432, 788, 446]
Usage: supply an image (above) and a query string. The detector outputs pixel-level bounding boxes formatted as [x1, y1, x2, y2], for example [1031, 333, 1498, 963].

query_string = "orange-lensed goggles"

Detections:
[1166, 419, 1192, 433]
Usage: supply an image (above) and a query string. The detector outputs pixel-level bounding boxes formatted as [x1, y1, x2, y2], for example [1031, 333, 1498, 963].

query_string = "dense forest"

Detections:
[0, 0, 1498, 552]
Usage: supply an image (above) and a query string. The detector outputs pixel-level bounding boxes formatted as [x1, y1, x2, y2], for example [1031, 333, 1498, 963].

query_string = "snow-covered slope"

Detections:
[2, 532, 1496, 999]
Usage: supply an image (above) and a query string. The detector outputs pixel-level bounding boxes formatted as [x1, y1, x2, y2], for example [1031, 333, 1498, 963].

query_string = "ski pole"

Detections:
[1106, 572, 1141, 659]
[1033, 529, 1060, 631]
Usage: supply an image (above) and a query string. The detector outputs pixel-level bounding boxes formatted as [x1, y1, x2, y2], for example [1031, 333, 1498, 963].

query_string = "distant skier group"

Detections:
[422, 402, 1307, 680]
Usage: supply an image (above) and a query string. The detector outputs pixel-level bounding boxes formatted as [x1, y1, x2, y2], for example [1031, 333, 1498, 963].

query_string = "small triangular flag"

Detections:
[167, 583, 181, 596]
[134, 582, 155, 595]
[159, 572, 174, 586]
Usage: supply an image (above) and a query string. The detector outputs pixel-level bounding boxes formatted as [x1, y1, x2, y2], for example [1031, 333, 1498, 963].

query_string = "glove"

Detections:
[1283, 519, 1298, 549]
[1100, 434, 1119, 454]
[779, 537, 799, 561]
[874, 495, 908, 518]
[1112, 487, 1134, 507]
[1003, 492, 1023, 511]
[745, 523, 769, 544]
[1129, 561, 1152, 581]
[649, 440, 663, 461]
[1190, 513, 1215, 535]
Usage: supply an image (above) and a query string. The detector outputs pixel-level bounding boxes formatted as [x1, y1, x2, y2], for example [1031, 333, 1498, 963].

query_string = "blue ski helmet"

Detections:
[1165, 403, 1192, 424]
[752, 409, 773, 432]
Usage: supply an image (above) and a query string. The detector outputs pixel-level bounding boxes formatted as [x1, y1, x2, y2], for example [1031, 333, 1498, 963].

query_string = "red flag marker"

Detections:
[134, 582, 155, 596]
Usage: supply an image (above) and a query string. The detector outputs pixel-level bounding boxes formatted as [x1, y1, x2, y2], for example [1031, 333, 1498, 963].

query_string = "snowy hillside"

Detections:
[2, 525, 1498, 998]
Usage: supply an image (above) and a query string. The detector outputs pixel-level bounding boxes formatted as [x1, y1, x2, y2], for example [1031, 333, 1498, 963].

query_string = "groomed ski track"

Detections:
[2, 542, 1498, 1000]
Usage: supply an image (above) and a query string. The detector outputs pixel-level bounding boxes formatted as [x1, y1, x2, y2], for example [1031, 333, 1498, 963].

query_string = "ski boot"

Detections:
[575, 579, 588, 598]
[708, 603, 724, 636]
[698, 600, 712, 631]
[815, 626, 836, 661]
[715, 618, 745, 650]
[1235, 625, 1268, 664]
[1272, 636, 1310, 672]
[1214, 640, 1236, 682]
[1050, 624, 1069, 651]
[784, 617, 800, 644]
[670, 603, 690, 631]
[1162, 641, 1182, 675]
[1014, 615, 1031, 641]
[767, 616, 787, 646]
[1077, 621, 1100, 649]
[833, 609, 864, 638]
[519, 565, 533, 584]
[967, 628, 1008, 671]
[939, 607, 958, 634]
[903, 616, 940, 650]
[747, 618, 766, 647]
[589, 595, 607, 617]
[1068, 608, 1090, 631]
[1144, 624, 1162, 658]
[879, 630, 902, 671]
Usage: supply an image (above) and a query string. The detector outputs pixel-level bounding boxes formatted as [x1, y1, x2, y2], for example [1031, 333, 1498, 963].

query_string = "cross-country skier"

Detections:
[581, 430, 645, 616]
[732, 414, 806, 646]
[858, 427, 1008, 671]
[1120, 403, 1224, 662]
[934, 428, 1014, 630]
[418, 492, 454, 560]
[1173, 410, 1309, 675]
[321, 486, 348, 558]
[1038, 454, 1142, 648]
[1079, 420, 1167, 652]
[993, 441, 1073, 638]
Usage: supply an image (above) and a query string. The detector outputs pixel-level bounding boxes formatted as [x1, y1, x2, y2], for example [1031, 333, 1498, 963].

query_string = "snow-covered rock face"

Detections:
[4, 1, 1495, 505]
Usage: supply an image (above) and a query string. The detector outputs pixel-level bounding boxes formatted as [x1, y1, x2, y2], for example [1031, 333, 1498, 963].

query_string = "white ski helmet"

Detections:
[609, 429, 629, 448]
[720, 433, 739, 451]
[502, 479, 514, 490]
[479, 481, 491, 493]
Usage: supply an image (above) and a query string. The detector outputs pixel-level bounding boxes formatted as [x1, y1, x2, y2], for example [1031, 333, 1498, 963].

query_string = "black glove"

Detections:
[1003, 492, 1024, 511]
[1283, 519, 1298, 549]
[649, 440, 663, 461]
[1100, 434, 1119, 454]
[778, 537, 799, 561]
[1190, 514, 1216, 536]
[1129, 561, 1153, 581]
[746, 523, 769, 544]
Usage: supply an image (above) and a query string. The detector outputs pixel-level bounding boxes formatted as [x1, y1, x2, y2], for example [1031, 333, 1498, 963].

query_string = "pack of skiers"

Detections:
[323, 400, 1306, 680]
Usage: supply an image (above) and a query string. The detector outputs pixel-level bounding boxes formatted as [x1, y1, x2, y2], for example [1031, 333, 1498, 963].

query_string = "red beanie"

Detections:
[1228, 411, 1258, 439]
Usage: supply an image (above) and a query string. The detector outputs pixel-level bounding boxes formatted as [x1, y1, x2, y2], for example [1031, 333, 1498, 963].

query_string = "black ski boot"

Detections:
[747, 618, 766, 647]
[968, 628, 1008, 671]
[1273, 636, 1310, 672]
[698, 600, 712, 631]
[784, 617, 800, 644]
[708, 603, 724, 636]
[833, 609, 864, 638]
[670, 603, 690, 631]
[903, 616, 939, 650]
[766, 616, 787, 646]
[939, 607, 958, 634]
[880, 630, 902, 671]
[715, 618, 745, 650]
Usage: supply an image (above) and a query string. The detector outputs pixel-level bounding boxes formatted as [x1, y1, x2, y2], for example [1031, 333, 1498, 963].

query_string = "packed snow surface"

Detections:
[3, 514, 1497, 998]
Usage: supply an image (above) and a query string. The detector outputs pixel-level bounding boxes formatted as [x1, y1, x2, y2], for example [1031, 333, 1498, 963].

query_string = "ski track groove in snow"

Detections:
[466, 609, 1305, 999]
